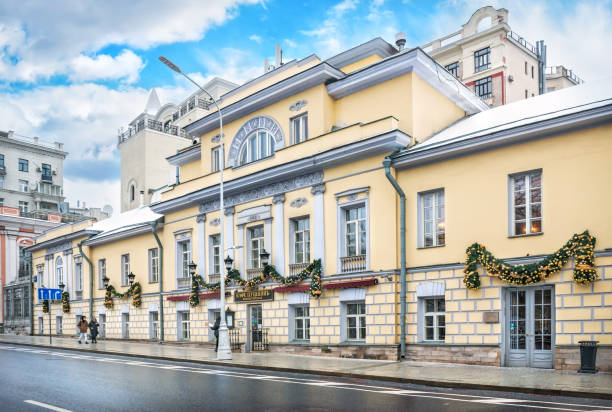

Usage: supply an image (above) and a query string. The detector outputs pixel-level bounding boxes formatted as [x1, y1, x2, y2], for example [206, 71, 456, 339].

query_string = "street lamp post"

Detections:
[159, 56, 231, 360]
[128, 272, 136, 286]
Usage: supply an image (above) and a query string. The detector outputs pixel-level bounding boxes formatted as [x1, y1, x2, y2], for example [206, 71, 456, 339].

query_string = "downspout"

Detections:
[151, 219, 164, 343]
[383, 156, 406, 359]
[78, 241, 94, 319]
[28, 252, 33, 335]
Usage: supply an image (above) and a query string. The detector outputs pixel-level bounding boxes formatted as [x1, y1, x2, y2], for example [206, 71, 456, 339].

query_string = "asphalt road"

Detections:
[0, 344, 611, 412]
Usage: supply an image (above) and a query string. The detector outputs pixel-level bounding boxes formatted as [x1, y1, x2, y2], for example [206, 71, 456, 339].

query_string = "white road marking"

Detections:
[4, 345, 612, 411]
[24, 400, 72, 412]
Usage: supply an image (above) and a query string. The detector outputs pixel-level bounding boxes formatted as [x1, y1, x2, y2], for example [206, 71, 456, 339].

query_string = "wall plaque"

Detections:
[483, 311, 499, 323]
[235, 289, 274, 303]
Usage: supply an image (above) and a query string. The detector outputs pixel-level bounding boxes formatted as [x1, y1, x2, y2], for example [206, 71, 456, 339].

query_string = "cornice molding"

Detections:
[27, 229, 99, 252]
[167, 145, 201, 167]
[325, 38, 397, 69]
[84, 224, 153, 246]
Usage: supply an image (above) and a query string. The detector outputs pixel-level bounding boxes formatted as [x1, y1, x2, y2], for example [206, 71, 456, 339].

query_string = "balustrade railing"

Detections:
[340, 255, 367, 273]
[177, 277, 191, 289]
[247, 268, 264, 280]
[118, 119, 189, 143]
[229, 329, 242, 351]
[208, 274, 221, 284]
[289, 263, 308, 276]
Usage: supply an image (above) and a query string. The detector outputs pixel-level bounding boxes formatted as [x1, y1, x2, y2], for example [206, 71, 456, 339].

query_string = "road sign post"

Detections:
[38, 288, 62, 345]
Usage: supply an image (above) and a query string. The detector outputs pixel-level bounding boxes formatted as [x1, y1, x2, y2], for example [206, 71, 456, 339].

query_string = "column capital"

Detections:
[196, 213, 206, 223]
[311, 183, 326, 195]
[224, 207, 235, 216]
[272, 194, 286, 204]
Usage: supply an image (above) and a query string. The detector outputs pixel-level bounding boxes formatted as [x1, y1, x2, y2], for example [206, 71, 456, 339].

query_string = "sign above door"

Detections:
[235, 289, 274, 303]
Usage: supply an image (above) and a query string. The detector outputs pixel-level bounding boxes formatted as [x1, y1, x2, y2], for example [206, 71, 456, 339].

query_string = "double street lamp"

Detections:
[159, 55, 232, 360]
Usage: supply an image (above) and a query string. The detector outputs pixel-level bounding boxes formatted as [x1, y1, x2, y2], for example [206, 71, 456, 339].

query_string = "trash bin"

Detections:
[578, 341, 598, 373]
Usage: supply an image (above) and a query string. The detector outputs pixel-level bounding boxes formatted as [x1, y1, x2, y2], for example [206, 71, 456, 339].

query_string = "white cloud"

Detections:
[69, 50, 145, 84]
[284, 39, 297, 48]
[0, 0, 260, 83]
[196, 47, 263, 85]
[64, 177, 121, 216]
[249, 34, 262, 43]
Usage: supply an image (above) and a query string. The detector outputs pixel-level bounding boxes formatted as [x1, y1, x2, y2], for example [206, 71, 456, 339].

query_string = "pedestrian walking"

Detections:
[77, 316, 89, 344]
[210, 316, 221, 352]
[89, 317, 100, 343]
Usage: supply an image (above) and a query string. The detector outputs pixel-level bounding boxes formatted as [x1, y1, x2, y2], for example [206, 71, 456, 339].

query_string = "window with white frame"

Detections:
[18, 158, 28, 172]
[150, 312, 159, 340]
[18, 201, 28, 214]
[248, 225, 264, 269]
[121, 254, 130, 286]
[148, 248, 159, 283]
[291, 112, 308, 144]
[98, 259, 106, 289]
[510, 171, 542, 235]
[177, 239, 191, 278]
[292, 217, 310, 264]
[346, 302, 366, 341]
[179, 312, 190, 340]
[210, 234, 221, 276]
[345, 206, 366, 257]
[56, 316, 63, 335]
[238, 131, 275, 166]
[419, 189, 445, 247]
[74, 261, 82, 291]
[122, 313, 129, 338]
[423, 298, 445, 341]
[55, 256, 63, 287]
[19, 179, 28, 192]
[211, 146, 222, 172]
[294, 306, 310, 341]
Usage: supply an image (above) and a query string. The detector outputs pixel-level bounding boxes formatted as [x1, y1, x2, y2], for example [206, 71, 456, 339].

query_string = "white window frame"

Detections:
[290, 216, 310, 264]
[238, 130, 275, 166]
[247, 225, 265, 269]
[150, 311, 159, 340]
[417, 189, 445, 248]
[176, 238, 192, 279]
[178, 311, 190, 341]
[99, 314, 106, 338]
[121, 254, 130, 286]
[98, 259, 106, 290]
[55, 256, 63, 287]
[56, 316, 62, 335]
[509, 170, 542, 236]
[18, 201, 28, 214]
[148, 248, 159, 283]
[209, 234, 221, 279]
[345, 302, 366, 342]
[74, 261, 83, 292]
[122, 313, 129, 338]
[336, 192, 370, 273]
[211, 146, 222, 173]
[290, 112, 308, 145]
[421, 298, 446, 342]
[293, 305, 310, 341]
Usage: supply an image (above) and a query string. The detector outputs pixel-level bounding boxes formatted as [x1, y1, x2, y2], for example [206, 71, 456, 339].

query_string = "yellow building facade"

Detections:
[29, 39, 612, 370]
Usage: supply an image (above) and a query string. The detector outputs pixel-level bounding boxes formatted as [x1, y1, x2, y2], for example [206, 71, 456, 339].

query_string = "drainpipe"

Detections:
[28, 252, 33, 336]
[151, 219, 164, 343]
[78, 241, 94, 319]
[383, 156, 406, 359]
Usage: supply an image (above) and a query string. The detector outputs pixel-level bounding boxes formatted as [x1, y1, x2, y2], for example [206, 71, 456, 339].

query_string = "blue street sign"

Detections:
[38, 288, 62, 301]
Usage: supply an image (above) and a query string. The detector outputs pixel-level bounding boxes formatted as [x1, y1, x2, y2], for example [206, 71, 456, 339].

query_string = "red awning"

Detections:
[167, 292, 220, 301]
[324, 278, 378, 289]
[274, 284, 310, 293]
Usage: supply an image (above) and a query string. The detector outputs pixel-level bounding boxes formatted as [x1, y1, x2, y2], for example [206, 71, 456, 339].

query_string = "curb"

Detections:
[1, 341, 610, 400]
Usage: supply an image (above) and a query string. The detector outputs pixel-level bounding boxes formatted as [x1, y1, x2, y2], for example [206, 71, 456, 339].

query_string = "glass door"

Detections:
[506, 287, 554, 368]
[250, 305, 263, 349]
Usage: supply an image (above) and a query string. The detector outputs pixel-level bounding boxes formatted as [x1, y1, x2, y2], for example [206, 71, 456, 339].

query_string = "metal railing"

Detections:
[41, 174, 53, 182]
[252, 328, 269, 351]
[506, 31, 537, 55]
[289, 263, 308, 276]
[545, 66, 584, 84]
[229, 329, 242, 351]
[118, 119, 189, 143]
[340, 255, 367, 273]
[247, 268, 264, 280]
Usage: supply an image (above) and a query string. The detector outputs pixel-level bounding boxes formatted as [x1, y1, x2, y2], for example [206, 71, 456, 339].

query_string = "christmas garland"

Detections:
[463, 231, 597, 289]
[189, 259, 323, 307]
[42, 299, 49, 313]
[62, 291, 71, 313]
[104, 282, 142, 309]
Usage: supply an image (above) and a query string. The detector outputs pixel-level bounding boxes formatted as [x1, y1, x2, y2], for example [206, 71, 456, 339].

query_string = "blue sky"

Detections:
[1, 0, 610, 214]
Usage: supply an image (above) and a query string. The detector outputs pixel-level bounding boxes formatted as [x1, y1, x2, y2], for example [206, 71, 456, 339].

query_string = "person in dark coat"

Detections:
[88, 317, 100, 343]
[77, 316, 89, 344]
[210, 316, 221, 352]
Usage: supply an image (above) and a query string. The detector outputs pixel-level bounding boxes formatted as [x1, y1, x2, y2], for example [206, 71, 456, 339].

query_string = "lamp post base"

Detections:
[216, 324, 232, 360]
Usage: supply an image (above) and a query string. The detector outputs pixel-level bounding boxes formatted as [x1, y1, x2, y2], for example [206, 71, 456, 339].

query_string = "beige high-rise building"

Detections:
[117, 78, 238, 212]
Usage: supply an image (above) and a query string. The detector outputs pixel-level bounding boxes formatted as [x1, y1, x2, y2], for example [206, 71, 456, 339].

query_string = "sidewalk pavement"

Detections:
[1, 334, 610, 399]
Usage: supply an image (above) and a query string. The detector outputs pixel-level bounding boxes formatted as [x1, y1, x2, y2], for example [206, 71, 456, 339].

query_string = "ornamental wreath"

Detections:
[463, 230, 597, 289]
[61, 291, 71, 313]
[104, 282, 142, 309]
[189, 259, 323, 307]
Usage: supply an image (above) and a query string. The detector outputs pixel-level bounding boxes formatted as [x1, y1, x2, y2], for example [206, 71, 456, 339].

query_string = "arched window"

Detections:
[130, 185, 135, 202]
[55, 256, 63, 286]
[238, 131, 275, 166]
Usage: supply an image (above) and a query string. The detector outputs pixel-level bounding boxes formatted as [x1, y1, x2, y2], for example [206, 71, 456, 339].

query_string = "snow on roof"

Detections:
[89, 206, 162, 238]
[410, 78, 612, 153]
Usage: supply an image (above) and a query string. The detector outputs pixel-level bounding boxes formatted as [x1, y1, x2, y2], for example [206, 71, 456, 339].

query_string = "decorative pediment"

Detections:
[227, 116, 285, 167]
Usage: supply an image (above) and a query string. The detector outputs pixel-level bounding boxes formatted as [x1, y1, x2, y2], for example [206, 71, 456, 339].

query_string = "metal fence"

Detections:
[229, 329, 242, 351]
[252, 328, 269, 351]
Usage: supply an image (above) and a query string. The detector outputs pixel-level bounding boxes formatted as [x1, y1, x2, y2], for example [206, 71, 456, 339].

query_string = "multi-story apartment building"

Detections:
[545, 65, 584, 92]
[118, 79, 238, 212]
[422, 6, 582, 106]
[29, 37, 611, 371]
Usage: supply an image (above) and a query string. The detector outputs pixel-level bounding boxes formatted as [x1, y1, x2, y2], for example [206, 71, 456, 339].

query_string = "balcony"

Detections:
[41, 173, 52, 182]
[247, 268, 264, 280]
[289, 263, 308, 276]
[177, 277, 191, 289]
[340, 255, 367, 273]
[208, 274, 221, 284]
[118, 118, 189, 144]
[18, 264, 30, 278]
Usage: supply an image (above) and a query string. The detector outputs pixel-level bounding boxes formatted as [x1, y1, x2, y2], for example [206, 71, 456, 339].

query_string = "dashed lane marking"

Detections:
[24, 400, 72, 412]
[4, 345, 611, 412]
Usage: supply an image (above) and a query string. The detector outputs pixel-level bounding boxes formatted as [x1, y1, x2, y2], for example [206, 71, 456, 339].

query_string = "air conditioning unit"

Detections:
[36, 167, 41, 172]
[52, 170, 57, 175]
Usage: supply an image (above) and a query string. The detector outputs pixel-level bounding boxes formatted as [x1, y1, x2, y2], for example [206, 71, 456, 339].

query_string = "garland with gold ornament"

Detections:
[42, 299, 49, 313]
[103, 282, 142, 309]
[189, 259, 323, 307]
[61, 291, 71, 313]
[463, 230, 597, 289]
